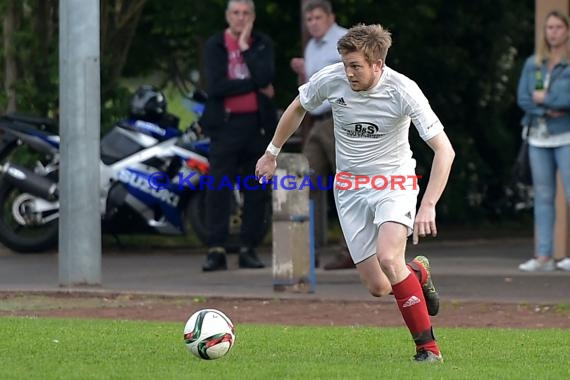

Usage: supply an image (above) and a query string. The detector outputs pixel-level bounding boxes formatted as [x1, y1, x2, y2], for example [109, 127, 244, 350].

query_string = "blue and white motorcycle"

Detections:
[0, 86, 270, 253]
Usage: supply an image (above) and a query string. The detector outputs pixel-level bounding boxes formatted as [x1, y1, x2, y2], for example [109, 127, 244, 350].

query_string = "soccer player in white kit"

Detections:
[256, 24, 454, 362]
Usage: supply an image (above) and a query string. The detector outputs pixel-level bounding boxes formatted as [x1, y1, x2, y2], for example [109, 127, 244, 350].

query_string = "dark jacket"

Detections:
[199, 30, 277, 137]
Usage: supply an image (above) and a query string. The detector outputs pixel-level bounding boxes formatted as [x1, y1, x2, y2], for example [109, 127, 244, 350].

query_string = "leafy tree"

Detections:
[0, 0, 148, 128]
[0, 0, 59, 116]
[334, 0, 534, 222]
[125, 0, 301, 106]
[100, 0, 147, 97]
[0, 0, 537, 224]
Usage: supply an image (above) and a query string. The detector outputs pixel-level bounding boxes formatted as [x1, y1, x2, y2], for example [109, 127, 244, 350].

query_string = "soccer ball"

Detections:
[183, 308, 235, 360]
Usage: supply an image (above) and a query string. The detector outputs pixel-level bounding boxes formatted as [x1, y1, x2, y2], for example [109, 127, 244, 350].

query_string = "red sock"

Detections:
[407, 260, 427, 286]
[392, 272, 439, 355]
[389, 260, 426, 296]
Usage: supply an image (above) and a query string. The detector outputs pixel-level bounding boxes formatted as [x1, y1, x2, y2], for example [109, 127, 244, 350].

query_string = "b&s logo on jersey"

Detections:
[342, 122, 384, 138]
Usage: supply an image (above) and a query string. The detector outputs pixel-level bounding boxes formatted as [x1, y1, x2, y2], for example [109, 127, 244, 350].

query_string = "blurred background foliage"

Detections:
[0, 0, 535, 226]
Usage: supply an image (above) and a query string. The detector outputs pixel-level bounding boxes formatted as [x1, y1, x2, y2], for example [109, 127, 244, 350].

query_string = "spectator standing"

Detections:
[199, 0, 277, 271]
[516, 10, 570, 272]
[290, 0, 354, 269]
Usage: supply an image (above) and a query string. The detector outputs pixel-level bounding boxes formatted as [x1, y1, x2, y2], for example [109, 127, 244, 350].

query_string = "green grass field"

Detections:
[1, 317, 568, 380]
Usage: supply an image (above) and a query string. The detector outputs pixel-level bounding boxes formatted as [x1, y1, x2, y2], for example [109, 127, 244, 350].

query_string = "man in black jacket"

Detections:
[199, 0, 277, 271]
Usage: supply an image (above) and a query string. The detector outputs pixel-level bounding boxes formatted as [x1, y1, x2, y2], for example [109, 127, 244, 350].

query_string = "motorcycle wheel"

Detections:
[186, 189, 271, 252]
[0, 180, 59, 253]
[0, 135, 59, 253]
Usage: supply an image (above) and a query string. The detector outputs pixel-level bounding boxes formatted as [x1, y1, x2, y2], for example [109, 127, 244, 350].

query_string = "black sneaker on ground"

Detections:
[411, 255, 440, 316]
[238, 247, 265, 269]
[413, 348, 443, 363]
[202, 247, 227, 272]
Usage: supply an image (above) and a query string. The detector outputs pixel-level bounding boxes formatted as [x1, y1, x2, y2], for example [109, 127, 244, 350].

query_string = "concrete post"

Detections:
[272, 153, 315, 293]
[58, 0, 102, 285]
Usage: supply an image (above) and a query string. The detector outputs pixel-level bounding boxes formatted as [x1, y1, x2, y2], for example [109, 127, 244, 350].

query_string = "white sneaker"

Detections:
[518, 258, 555, 272]
[556, 258, 570, 271]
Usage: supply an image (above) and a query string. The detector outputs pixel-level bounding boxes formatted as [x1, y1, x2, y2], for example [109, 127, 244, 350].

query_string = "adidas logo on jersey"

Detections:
[405, 211, 412, 219]
[335, 97, 347, 106]
[402, 295, 421, 308]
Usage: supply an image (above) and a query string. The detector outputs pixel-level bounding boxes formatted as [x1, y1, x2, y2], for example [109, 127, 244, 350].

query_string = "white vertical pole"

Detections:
[58, 0, 102, 285]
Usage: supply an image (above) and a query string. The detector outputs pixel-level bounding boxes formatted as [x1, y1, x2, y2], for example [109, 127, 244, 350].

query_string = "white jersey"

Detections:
[298, 63, 444, 176]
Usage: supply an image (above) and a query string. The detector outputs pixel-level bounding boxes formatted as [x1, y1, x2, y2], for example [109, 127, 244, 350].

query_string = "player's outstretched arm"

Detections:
[255, 96, 306, 182]
[413, 131, 455, 245]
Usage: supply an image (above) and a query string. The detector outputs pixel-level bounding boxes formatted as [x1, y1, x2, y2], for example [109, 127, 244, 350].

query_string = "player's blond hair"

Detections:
[337, 24, 392, 65]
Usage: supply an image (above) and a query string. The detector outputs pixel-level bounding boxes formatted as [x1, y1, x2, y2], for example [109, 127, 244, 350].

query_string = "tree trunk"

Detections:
[3, 0, 21, 113]
[100, 0, 147, 99]
[32, 0, 58, 116]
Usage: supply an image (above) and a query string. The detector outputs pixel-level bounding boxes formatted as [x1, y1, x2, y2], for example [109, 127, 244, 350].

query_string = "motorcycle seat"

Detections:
[4, 113, 58, 132]
[0, 119, 55, 140]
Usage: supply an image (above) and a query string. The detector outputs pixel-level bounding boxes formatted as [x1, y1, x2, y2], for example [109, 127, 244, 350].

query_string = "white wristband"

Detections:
[266, 142, 281, 156]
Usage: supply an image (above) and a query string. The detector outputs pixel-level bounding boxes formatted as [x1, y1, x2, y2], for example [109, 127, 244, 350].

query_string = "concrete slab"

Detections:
[1, 238, 569, 304]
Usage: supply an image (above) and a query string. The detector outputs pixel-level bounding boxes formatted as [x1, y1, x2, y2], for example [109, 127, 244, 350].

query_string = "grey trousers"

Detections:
[302, 114, 345, 249]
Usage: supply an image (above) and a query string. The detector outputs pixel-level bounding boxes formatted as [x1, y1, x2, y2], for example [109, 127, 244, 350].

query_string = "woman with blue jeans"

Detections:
[517, 10, 570, 272]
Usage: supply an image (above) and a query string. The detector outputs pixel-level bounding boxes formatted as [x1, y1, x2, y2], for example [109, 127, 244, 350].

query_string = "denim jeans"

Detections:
[529, 144, 570, 256]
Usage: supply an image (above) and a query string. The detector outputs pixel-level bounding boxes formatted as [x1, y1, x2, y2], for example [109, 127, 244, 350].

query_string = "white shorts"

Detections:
[334, 180, 419, 265]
